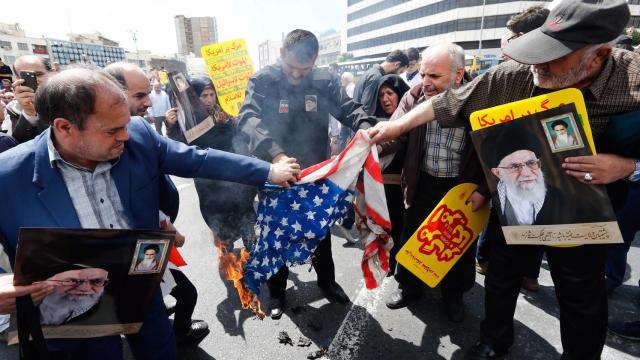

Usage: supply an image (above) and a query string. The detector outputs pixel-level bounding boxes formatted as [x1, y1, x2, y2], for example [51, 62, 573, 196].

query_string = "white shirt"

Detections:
[401, 70, 422, 87]
[149, 90, 171, 118]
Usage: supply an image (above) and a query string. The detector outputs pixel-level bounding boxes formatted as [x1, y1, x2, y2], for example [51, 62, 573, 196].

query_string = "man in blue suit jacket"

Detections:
[0, 67, 299, 359]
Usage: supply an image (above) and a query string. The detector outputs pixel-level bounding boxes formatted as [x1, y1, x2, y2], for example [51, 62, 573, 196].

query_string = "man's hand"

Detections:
[562, 154, 635, 185]
[271, 152, 291, 165]
[165, 108, 178, 126]
[161, 220, 186, 247]
[465, 191, 488, 212]
[0, 274, 54, 314]
[368, 120, 405, 144]
[12, 79, 37, 117]
[270, 156, 301, 188]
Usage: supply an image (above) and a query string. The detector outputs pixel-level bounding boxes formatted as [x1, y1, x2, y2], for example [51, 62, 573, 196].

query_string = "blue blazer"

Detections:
[0, 117, 270, 264]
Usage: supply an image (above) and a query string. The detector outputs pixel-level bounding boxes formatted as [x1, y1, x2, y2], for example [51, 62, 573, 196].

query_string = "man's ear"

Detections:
[454, 67, 465, 84]
[52, 118, 75, 138]
[593, 46, 612, 65]
[491, 167, 501, 178]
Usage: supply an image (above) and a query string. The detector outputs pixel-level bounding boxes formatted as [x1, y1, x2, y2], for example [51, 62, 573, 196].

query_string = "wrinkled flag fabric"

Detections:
[243, 130, 393, 294]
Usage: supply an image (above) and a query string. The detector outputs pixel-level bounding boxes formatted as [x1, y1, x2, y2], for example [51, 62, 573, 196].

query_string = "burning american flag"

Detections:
[242, 130, 393, 296]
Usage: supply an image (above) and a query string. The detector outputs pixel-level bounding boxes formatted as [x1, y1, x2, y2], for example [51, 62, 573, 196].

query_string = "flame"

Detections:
[215, 241, 266, 319]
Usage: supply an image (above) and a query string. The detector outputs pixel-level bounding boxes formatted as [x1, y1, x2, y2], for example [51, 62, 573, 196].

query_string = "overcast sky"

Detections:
[4, 0, 345, 61]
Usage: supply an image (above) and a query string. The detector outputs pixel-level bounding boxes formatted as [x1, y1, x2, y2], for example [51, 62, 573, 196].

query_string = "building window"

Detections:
[32, 44, 48, 54]
[0, 41, 12, 49]
[18, 42, 29, 51]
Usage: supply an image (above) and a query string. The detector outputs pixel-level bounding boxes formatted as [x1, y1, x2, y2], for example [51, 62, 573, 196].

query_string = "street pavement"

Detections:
[1, 176, 639, 359]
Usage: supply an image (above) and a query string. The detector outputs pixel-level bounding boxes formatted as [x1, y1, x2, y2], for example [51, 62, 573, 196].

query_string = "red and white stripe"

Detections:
[354, 140, 393, 289]
[298, 130, 393, 289]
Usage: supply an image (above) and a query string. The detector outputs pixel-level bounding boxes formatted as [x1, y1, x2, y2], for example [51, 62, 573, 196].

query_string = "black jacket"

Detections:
[238, 63, 368, 168]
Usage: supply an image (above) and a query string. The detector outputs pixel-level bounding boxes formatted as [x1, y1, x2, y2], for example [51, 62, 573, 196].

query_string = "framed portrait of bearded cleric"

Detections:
[470, 104, 622, 246]
[168, 71, 215, 143]
[9, 228, 174, 344]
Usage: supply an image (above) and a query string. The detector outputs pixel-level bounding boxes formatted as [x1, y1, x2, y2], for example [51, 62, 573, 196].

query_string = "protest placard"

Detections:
[168, 71, 215, 143]
[9, 228, 174, 343]
[470, 104, 622, 246]
[396, 183, 489, 287]
[469, 88, 595, 153]
[201, 38, 254, 117]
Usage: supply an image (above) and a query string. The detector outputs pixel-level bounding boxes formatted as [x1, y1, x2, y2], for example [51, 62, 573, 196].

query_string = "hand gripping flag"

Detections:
[243, 130, 393, 294]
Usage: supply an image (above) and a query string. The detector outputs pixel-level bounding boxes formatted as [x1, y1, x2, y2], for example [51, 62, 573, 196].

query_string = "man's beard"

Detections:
[502, 171, 547, 225]
[39, 290, 103, 325]
[530, 54, 592, 89]
[137, 258, 157, 271]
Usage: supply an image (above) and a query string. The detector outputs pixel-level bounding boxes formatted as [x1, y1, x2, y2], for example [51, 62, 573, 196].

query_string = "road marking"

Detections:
[326, 277, 391, 359]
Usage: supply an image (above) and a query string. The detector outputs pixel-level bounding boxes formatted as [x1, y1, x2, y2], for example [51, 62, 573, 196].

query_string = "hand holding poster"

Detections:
[168, 72, 215, 143]
[10, 228, 174, 343]
[470, 104, 622, 246]
[396, 183, 489, 287]
[201, 39, 254, 117]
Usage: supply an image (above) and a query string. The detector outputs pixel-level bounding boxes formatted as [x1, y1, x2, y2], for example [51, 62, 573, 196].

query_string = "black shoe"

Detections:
[176, 320, 210, 347]
[269, 297, 285, 319]
[444, 298, 465, 323]
[465, 341, 507, 360]
[385, 288, 421, 309]
[318, 281, 350, 304]
[608, 320, 640, 341]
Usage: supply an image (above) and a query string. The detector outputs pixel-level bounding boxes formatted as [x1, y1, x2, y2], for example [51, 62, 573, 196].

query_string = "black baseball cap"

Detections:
[504, 0, 630, 65]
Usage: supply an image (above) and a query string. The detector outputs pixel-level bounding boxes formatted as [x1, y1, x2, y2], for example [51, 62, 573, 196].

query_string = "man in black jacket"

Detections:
[239, 29, 367, 319]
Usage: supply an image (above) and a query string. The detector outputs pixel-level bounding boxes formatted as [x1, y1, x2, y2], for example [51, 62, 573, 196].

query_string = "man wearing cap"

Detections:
[369, 0, 640, 358]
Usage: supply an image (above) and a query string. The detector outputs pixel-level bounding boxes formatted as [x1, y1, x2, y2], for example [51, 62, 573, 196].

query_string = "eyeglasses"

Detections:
[48, 278, 110, 287]
[497, 159, 541, 173]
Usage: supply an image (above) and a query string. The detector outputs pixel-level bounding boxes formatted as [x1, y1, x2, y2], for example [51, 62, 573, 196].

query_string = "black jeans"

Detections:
[395, 173, 476, 300]
[267, 233, 335, 299]
[478, 217, 545, 279]
[480, 210, 608, 359]
[169, 268, 198, 336]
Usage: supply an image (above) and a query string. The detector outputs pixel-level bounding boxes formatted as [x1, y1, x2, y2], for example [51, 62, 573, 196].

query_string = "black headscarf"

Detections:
[370, 74, 410, 118]
[190, 76, 214, 97]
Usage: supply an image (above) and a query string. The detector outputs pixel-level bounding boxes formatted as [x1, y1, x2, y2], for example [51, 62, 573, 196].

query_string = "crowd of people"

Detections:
[0, 0, 638, 359]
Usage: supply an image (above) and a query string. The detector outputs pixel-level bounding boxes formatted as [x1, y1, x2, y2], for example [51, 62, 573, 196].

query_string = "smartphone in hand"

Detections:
[19, 71, 38, 91]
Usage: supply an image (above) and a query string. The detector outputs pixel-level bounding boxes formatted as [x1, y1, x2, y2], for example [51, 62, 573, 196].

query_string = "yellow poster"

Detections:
[158, 70, 169, 85]
[469, 88, 595, 153]
[201, 39, 254, 117]
[396, 183, 490, 288]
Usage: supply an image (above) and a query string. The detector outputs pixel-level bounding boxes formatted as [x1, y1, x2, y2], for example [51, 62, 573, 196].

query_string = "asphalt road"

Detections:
[1, 176, 639, 359]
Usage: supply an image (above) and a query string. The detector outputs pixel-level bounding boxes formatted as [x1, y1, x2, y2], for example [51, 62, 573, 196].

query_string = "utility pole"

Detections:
[127, 29, 140, 65]
[478, 0, 486, 59]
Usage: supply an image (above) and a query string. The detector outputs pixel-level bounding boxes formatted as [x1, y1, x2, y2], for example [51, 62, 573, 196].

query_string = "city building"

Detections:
[68, 32, 120, 47]
[317, 30, 341, 66]
[0, 22, 50, 66]
[344, 0, 640, 61]
[175, 15, 218, 57]
[257, 40, 281, 70]
[0, 23, 25, 37]
[125, 50, 152, 70]
[48, 38, 125, 67]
